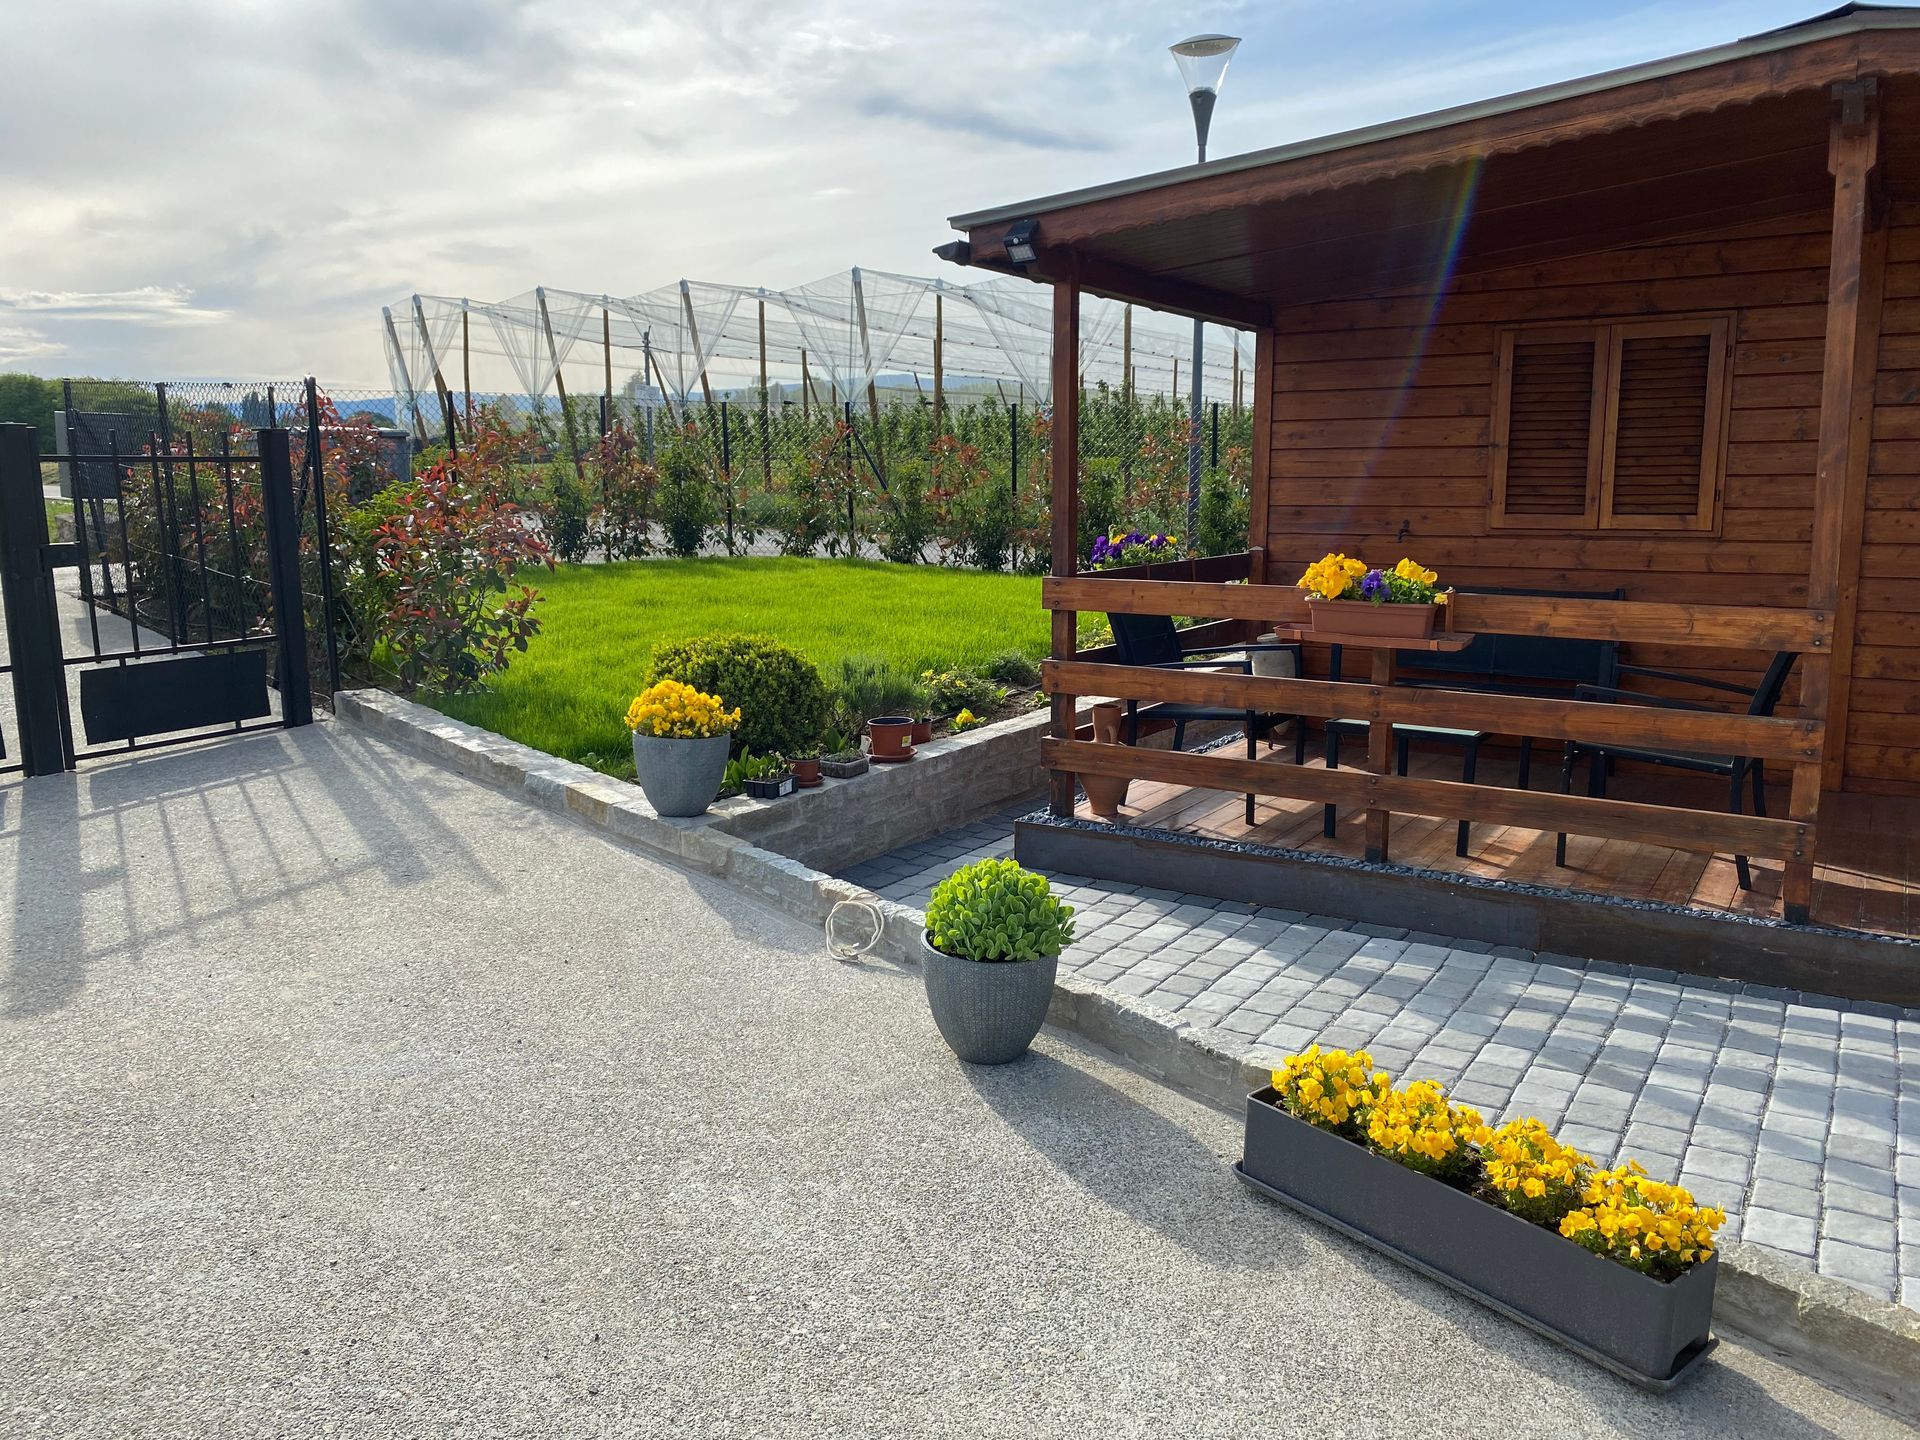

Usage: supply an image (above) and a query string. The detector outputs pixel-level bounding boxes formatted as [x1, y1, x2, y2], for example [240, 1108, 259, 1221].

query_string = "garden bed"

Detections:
[429, 557, 1049, 779]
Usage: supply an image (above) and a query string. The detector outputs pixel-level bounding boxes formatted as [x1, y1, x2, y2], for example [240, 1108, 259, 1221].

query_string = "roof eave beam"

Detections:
[949, 237, 1271, 330]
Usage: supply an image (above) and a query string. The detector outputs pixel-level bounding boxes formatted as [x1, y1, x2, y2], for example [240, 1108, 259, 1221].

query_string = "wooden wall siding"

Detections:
[1854, 213, 1920, 793]
[1261, 207, 1917, 794]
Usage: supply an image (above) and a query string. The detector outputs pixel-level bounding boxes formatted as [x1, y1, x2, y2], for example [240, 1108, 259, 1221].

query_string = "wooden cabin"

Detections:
[939, 7, 1920, 999]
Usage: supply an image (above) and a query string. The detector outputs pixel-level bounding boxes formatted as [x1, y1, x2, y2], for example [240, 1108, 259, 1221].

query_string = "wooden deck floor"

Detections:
[1071, 735, 1919, 938]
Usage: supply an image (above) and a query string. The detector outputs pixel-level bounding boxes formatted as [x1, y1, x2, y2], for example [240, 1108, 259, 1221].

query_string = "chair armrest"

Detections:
[1573, 684, 1715, 712]
[1614, 664, 1755, 698]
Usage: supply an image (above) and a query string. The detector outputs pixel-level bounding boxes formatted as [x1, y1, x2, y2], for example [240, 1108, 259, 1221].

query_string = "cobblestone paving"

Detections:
[840, 813, 1920, 1312]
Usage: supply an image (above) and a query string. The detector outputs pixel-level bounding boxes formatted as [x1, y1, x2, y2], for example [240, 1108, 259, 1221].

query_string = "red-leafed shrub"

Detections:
[372, 449, 553, 693]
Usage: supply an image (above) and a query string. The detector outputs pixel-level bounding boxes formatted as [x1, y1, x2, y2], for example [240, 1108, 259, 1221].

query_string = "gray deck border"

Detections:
[332, 686, 1920, 1422]
[1011, 815, 1920, 1008]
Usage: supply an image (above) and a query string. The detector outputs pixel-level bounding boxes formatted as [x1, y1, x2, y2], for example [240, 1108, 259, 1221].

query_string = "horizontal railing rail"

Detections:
[1042, 661, 1823, 762]
[1042, 738, 1809, 862]
[1043, 577, 1833, 652]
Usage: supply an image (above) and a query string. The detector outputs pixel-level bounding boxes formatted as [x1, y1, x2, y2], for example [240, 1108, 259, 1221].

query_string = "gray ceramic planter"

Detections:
[920, 933, 1059, 1065]
[1238, 1090, 1717, 1390]
[630, 732, 731, 817]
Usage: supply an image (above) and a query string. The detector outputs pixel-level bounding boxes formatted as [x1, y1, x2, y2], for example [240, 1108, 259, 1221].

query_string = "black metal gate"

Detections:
[0, 403, 321, 778]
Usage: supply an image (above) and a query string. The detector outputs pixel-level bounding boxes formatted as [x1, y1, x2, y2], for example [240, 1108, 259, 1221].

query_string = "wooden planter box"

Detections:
[1305, 597, 1440, 638]
[1238, 1089, 1718, 1390]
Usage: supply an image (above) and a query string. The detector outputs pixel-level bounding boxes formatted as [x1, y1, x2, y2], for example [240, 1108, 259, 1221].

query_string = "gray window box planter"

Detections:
[1237, 1088, 1718, 1391]
[819, 754, 869, 780]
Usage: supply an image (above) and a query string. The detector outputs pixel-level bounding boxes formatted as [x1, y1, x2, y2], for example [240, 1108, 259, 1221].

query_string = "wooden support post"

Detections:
[1365, 648, 1394, 862]
[1789, 78, 1882, 924]
[800, 349, 812, 420]
[1232, 344, 1241, 416]
[1246, 330, 1274, 584]
[1122, 304, 1133, 402]
[1049, 272, 1081, 818]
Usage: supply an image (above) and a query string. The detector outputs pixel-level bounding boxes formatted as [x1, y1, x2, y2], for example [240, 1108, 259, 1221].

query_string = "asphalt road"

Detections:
[0, 724, 1909, 1438]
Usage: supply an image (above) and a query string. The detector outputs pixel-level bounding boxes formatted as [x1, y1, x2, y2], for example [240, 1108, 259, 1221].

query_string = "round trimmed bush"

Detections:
[645, 632, 828, 759]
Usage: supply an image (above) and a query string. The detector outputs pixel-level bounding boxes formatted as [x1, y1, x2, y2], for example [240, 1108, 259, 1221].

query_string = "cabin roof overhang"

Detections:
[942, 7, 1920, 321]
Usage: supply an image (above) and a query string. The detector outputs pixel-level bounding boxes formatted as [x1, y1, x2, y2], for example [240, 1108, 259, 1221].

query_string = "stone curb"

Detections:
[333, 687, 1920, 1422]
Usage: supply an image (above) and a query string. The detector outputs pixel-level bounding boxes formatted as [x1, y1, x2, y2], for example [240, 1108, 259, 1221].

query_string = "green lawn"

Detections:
[432, 557, 1048, 775]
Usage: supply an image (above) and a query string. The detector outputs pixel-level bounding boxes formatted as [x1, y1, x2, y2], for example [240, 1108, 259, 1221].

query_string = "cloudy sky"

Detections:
[0, 0, 1838, 384]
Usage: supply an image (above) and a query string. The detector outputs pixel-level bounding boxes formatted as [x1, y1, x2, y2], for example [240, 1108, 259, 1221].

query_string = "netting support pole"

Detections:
[382, 307, 428, 445]
[680, 281, 714, 409]
[933, 290, 945, 430]
[1232, 345, 1241, 415]
[1123, 305, 1133, 402]
[800, 349, 813, 420]
[603, 305, 614, 415]
[758, 300, 771, 487]
[462, 303, 472, 426]
[536, 287, 586, 482]
[843, 400, 857, 560]
[411, 294, 455, 453]
[853, 268, 886, 488]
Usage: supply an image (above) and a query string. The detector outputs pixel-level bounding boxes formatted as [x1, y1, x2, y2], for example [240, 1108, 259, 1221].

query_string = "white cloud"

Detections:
[0, 286, 227, 325]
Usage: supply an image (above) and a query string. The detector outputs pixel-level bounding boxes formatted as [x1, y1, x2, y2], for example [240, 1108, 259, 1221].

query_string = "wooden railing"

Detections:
[1042, 578, 1835, 920]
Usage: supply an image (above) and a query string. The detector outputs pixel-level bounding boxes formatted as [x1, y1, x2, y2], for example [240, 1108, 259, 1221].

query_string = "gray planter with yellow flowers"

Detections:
[1237, 1089, 1718, 1391]
[921, 859, 1074, 1066]
[631, 732, 731, 817]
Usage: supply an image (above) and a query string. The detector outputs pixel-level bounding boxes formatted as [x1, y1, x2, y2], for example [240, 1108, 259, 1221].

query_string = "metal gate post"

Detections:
[0, 423, 73, 774]
[256, 428, 313, 728]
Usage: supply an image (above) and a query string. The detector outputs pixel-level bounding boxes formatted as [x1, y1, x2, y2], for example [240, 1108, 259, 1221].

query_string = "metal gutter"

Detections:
[946, 8, 1920, 231]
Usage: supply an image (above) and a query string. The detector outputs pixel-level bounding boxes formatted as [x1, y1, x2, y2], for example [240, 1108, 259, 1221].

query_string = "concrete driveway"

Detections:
[0, 724, 1909, 1438]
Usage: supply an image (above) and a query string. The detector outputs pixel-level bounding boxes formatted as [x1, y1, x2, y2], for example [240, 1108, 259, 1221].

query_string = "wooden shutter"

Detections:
[1598, 317, 1728, 531]
[1490, 328, 1605, 528]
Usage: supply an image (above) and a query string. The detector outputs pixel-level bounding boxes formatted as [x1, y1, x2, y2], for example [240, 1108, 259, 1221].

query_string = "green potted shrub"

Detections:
[625, 680, 738, 817]
[921, 858, 1075, 1065]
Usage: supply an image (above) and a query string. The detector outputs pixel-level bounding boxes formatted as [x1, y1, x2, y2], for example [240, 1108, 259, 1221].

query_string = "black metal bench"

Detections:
[1323, 587, 1624, 856]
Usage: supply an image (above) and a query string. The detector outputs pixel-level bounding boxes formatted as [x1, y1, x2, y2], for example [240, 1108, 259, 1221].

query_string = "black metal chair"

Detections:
[1107, 612, 1305, 826]
[1554, 651, 1799, 891]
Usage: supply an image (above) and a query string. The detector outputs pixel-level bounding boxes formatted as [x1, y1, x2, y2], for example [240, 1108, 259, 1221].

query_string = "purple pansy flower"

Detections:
[1360, 568, 1388, 601]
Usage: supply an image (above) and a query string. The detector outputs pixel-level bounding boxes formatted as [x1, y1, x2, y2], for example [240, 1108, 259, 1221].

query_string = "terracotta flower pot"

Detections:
[867, 715, 915, 761]
[1306, 597, 1439, 639]
[1080, 701, 1130, 817]
[911, 717, 934, 745]
[792, 756, 822, 788]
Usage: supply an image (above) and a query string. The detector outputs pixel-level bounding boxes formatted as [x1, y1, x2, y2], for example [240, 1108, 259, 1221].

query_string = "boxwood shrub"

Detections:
[646, 632, 827, 758]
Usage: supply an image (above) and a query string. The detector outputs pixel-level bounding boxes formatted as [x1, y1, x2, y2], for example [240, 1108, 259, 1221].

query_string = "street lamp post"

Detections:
[1169, 33, 1240, 552]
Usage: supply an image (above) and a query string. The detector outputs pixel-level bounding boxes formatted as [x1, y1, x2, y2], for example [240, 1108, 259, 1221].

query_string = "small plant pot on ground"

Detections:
[919, 934, 1058, 1065]
[1237, 1091, 1718, 1390]
[792, 756, 822, 788]
[819, 751, 869, 780]
[1305, 597, 1440, 639]
[631, 732, 732, 817]
[743, 770, 796, 800]
[867, 715, 915, 763]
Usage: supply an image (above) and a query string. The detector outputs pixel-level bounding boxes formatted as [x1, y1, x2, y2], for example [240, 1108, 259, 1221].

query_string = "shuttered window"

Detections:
[1490, 316, 1728, 532]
